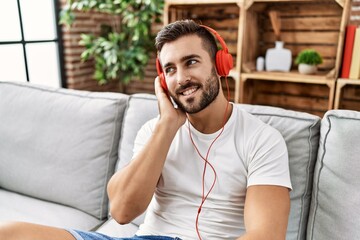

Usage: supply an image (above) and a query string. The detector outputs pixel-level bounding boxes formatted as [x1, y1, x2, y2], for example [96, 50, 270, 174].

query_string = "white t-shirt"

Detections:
[134, 104, 292, 239]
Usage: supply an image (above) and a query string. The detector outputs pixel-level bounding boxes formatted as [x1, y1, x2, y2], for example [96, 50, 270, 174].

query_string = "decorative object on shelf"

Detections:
[265, 10, 292, 72]
[341, 25, 357, 78]
[295, 49, 323, 75]
[268, 10, 281, 41]
[256, 56, 265, 71]
[349, 27, 360, 80]
[265, 41, 292, 72]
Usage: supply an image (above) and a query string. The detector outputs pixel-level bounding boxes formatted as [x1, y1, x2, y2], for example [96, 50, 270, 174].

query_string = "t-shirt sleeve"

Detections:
[246, 124, 292, 190]
[132, 117, 159, 159]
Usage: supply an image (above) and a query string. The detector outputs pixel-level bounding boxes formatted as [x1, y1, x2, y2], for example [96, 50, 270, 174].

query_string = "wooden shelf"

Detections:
[241, 71, 335, 85]
[334, 78, 360, 109]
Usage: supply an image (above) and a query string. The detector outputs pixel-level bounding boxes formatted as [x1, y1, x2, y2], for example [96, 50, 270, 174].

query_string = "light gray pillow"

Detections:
[239, 104, 321, 240]
[0, 81, 128, 219]
[307, 110, 360, 240]
[116, 94, 159, 171]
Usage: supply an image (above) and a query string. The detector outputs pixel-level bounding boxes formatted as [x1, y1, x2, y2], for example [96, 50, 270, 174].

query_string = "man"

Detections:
[0, 19, 291, 240]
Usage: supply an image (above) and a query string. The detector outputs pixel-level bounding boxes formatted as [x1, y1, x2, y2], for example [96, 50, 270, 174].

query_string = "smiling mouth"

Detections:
[176, 83, 201, 96]
[181, 87, 199, 96]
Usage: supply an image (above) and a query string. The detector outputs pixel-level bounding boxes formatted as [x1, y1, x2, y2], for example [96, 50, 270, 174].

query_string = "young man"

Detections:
[0, 19, 291, 240]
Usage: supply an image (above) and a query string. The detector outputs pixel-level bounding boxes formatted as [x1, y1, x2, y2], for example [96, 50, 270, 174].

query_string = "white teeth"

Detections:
[183, 87, 197, 96]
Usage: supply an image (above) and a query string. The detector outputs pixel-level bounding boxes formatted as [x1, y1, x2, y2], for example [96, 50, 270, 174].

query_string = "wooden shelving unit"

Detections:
[239, 0, 351, 116]
[334, 79, 360, 109]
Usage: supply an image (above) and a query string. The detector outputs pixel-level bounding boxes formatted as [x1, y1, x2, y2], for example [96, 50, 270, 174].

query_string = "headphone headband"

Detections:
[200, 25, 229, 54]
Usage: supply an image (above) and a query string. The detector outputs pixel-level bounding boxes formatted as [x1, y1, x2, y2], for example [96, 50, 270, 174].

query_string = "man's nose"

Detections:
[176, 68, 191, 86]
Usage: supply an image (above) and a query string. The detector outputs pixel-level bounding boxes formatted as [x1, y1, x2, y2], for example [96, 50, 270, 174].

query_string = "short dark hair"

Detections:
[155, 19, 218, 61]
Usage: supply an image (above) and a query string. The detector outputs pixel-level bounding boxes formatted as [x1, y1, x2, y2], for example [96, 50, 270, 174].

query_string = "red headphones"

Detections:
[156, 24, 233, 92]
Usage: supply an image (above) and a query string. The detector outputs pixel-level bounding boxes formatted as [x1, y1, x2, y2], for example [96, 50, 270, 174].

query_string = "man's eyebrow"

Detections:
[163, 54, 201, 69]
[180, 54, 201, 62]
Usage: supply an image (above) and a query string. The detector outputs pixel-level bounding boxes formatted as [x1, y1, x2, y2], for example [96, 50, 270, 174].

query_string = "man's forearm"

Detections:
[107, 120, 178, 224]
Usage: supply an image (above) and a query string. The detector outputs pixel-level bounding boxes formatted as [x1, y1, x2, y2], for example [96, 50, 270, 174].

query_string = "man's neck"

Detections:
[187, 95, 232, 134]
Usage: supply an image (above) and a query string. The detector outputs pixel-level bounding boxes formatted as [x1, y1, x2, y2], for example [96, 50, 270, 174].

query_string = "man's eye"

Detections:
[165, 67, 175, 74]
[187, 60, 197, 66]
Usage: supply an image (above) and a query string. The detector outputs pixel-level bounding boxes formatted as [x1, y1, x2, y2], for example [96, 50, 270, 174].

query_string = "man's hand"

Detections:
[154, 76, 186, 131]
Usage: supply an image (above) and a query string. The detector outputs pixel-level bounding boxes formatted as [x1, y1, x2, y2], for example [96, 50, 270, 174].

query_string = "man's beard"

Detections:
[171, 67, 219, 114]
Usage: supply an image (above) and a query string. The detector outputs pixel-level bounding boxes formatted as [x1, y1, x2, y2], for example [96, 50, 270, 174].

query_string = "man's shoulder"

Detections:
[233, 104, 267, 126]
[232, 104, 282, 137]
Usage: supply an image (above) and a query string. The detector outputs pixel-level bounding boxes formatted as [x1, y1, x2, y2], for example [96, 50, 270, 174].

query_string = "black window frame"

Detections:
[0, 0, 66, 88]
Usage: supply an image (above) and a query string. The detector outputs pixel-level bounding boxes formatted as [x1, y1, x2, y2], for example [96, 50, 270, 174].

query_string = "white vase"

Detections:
[298, 63, 317, 75]
[256, 56, 265, 71]
[265, 41, 292, 72]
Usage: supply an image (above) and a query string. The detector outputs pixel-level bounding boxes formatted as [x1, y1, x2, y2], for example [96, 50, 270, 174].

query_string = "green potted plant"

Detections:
[59, 0, 164, 85]
[295, 49, 323, 75]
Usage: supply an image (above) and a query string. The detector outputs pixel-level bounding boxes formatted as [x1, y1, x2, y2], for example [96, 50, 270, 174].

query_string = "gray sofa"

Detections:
[1, 81, 359, 239]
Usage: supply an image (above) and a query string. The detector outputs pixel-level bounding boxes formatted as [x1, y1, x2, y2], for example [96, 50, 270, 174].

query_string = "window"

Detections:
[0, 0, 64, 88]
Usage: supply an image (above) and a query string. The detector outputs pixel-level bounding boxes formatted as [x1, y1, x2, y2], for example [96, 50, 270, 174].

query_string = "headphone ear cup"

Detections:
[156, 58, 163, 76]
[159, 73, 168, 92]
[200, 24, 234, 76]
[156, 58, 169, 92]
[216, 50, 233, 76]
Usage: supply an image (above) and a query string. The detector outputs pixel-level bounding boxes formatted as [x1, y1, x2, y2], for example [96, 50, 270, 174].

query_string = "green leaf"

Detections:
[295, 49, 323, 65]
[60, 0, 164, 85]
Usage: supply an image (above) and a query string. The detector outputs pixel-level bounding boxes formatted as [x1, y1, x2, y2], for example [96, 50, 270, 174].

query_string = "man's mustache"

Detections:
[175, 82, 202, 95]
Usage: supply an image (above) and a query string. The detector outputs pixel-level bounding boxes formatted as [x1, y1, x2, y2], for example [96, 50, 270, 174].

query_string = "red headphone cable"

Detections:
[188, 76, 231, 240]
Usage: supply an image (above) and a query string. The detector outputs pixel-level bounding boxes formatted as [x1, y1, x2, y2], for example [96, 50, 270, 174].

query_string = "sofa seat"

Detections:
[0, 189, 102, 230]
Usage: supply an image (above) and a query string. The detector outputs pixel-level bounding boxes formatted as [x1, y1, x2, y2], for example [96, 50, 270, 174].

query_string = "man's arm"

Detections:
[237, 185, 290, 240]
[107, 77, 186, 224]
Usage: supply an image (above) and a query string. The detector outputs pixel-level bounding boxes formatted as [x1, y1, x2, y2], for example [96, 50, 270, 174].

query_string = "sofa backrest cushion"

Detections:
[307, 110, 360, 240]
[238, 104, 321, 240]
[117, 94, 159, 171]
[0, 81, 128, 220]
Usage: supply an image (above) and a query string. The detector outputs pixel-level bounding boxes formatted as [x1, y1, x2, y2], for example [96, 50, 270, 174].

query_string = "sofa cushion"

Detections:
[238, 104, 321, 240]
[0, 81, 128, 220]
[117, 93, 159, 171]
[307, 110, 360, 240]
[0, 189, 101, 230]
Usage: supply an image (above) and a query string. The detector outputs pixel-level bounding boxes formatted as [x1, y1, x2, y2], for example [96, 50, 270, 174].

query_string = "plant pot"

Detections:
[298, 63, 317, 75]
